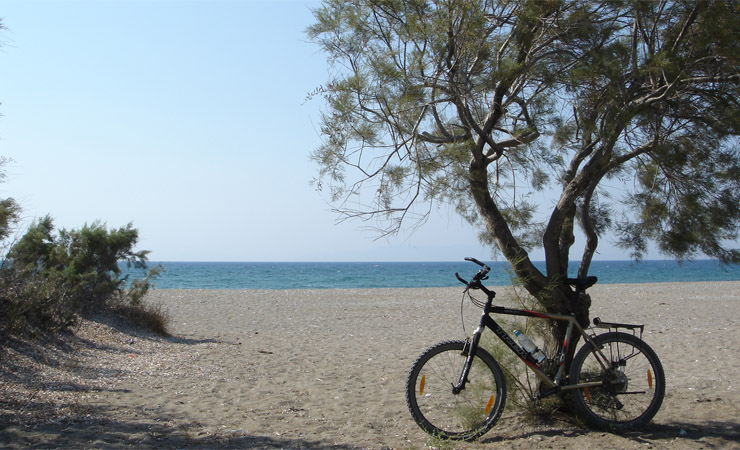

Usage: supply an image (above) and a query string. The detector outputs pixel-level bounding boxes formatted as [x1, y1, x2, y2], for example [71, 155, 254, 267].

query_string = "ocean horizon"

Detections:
[122, 259, 740, 290]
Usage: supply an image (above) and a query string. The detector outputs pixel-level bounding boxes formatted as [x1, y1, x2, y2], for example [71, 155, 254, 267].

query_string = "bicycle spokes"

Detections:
[406, 340, 506, 441]
[571, 332, 664, 431]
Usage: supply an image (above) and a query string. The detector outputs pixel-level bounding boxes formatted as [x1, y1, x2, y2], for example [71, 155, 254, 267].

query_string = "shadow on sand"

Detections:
[478, 417, 740, 449]
[0, 414, 362, 449]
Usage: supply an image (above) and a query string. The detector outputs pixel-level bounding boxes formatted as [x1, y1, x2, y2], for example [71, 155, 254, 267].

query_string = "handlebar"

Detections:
[455, 257, 492, 293]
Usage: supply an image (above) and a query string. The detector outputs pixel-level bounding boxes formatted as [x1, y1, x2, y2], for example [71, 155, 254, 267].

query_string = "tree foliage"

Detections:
[553, 0, 740, 274]
[308, 0, 740, 349]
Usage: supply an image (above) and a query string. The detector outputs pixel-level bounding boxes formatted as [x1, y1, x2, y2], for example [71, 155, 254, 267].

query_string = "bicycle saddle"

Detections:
[565, 276, 598, 291]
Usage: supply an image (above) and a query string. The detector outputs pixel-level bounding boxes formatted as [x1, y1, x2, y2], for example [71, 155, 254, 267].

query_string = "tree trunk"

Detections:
[467, 163, 548, 295]
[468, 162, 592, 375]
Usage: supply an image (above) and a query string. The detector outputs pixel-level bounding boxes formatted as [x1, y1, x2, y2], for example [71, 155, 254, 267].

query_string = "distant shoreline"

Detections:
[144, 258, 722, 263]
[124, 260, 740, 290]
[146, 279, 740, 291]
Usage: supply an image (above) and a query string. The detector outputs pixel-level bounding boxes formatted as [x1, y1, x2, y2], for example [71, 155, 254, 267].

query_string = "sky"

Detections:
[0, 0, 654, 262]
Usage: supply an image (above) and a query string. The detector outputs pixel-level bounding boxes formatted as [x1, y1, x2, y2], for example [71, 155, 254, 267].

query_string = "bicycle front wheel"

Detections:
[405, 340, 506, 441]
[570, 332, 665, 432]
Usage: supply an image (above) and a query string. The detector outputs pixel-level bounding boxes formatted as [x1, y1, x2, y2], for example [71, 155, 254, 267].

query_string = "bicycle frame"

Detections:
[454, 283, 610, 397]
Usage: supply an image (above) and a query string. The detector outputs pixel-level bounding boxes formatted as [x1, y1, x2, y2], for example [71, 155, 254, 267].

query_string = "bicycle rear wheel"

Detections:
[570, 332, 665, 432]
[405, 340, 506, 441]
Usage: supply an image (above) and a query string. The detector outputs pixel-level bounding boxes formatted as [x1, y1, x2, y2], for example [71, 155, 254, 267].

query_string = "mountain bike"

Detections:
[405, 257, 665, 441]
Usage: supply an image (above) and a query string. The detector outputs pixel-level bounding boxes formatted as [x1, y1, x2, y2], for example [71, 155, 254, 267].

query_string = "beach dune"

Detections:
[1, 282, 738, 449]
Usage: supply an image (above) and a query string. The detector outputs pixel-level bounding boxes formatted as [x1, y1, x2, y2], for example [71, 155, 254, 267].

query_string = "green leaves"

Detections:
[1, 218, 156, 335]
[618, 136, 740, 263]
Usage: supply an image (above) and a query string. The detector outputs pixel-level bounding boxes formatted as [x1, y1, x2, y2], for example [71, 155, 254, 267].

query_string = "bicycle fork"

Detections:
[451, 328, 483, 394]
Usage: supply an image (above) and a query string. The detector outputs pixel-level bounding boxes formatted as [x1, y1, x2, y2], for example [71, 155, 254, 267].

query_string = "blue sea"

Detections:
[122, 260, 740, 290]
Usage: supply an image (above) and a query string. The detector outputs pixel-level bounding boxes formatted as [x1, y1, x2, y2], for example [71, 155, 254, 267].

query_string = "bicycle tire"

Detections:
[569, 332, 665, 432]
[405, 340, 506, 441]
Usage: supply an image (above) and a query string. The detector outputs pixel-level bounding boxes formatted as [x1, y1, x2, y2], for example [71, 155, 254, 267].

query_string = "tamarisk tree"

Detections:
[307, 0, 740, 362]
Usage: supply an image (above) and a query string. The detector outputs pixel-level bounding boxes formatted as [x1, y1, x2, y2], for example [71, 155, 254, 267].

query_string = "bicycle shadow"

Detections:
[478, 416, 590, 445]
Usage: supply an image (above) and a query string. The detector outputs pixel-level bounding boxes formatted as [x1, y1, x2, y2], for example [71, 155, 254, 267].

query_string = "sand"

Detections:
[1, 281, 739, 449]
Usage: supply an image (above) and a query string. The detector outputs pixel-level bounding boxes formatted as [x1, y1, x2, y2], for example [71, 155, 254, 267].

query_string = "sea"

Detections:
[121, 260, 740, 290]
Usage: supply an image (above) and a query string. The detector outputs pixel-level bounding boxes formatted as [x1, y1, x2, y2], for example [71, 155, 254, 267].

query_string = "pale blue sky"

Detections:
[0, 0, 641, 262]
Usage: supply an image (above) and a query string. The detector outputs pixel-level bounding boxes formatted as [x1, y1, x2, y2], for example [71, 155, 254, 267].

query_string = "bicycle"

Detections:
[405, 257, 665, 441]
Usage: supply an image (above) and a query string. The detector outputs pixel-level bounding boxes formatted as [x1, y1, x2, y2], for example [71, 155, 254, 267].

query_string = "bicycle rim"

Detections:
[571, 332, 665, 431]
[406, 340, 506, 441]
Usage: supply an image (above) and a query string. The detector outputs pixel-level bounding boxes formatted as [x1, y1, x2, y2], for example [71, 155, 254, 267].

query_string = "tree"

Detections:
[308, 0, 740, 366]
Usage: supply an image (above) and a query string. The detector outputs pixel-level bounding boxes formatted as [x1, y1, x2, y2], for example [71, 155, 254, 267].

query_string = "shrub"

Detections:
[0, 265, 76, 335]
[116, 301, 171, 337]
[0, 216, 165, 337]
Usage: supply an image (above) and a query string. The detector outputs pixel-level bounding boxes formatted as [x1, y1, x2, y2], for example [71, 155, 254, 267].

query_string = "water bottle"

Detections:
[513, 330, 546, 363]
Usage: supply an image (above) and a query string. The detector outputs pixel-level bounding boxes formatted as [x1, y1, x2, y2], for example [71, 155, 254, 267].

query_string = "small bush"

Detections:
[0, 216, 166, 338]
[126, 265, 163, 307]
[116, 301, 171, 337]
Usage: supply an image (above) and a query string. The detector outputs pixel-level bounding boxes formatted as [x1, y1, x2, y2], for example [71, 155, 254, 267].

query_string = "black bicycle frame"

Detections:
[453, 284, 605, 396]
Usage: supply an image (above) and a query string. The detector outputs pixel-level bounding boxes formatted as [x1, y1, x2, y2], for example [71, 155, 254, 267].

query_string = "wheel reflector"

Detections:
[419, 375, 425, 396]
[584, 387, 591, 402]
[484, 395, 494, 415]
[647, 369, 653, 389]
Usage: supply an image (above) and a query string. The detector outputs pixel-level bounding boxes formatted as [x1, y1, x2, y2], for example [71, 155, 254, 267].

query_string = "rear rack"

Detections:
[591, 317, 644, 338]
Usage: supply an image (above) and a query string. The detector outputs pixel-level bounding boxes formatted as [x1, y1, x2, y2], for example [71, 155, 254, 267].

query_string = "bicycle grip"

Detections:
[455, 272, 469, 285]
[464, 257, 490, 271]
[464, 257, 484, 266]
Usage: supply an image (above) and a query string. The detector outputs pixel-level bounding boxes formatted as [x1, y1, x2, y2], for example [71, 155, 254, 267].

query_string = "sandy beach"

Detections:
[1, 281, 739, 449]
